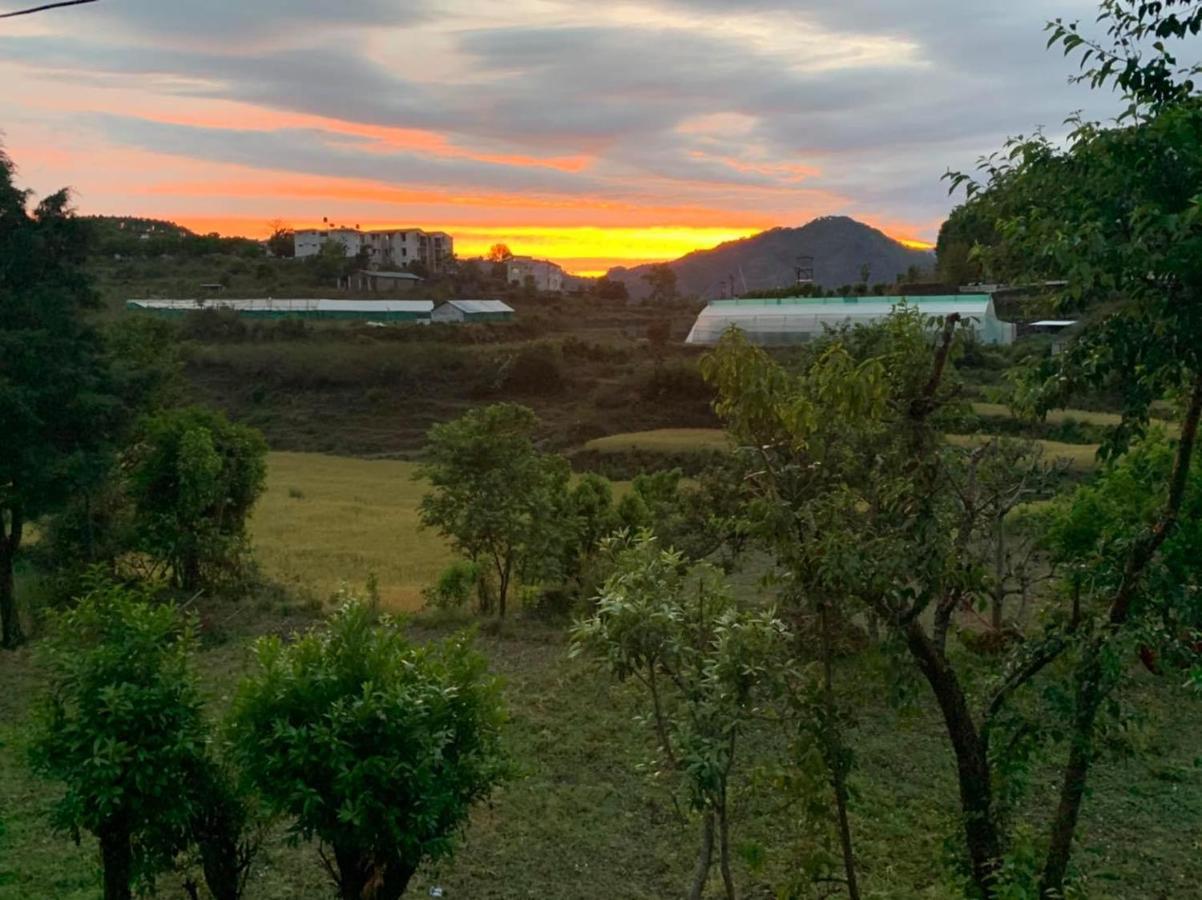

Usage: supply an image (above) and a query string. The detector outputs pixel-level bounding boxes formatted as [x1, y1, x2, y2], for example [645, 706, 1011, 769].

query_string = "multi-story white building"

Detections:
[294, 227, 362, 259]
[294, 227, 453, 272]
[507, 256, 565, 293]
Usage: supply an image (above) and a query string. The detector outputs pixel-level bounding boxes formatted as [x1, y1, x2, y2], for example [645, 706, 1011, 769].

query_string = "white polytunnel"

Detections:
[685, 295, 1016, 347]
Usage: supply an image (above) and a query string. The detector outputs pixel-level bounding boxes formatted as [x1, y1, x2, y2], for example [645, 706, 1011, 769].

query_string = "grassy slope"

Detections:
[2, 451, 1201, 898]
[584, 428, 733, 454]
[3, 619, 1200, 899]
[585, 428, 1104, 473]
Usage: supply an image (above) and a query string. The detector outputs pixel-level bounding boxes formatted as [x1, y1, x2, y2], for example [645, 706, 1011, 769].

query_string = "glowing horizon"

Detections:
[5, 1, 1099, 276]
[164, 218, 934, 275]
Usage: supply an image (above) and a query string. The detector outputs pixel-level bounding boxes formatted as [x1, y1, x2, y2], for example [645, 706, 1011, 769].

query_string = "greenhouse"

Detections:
[125, 298, 434, 322]
[685, 295, 1016, 346]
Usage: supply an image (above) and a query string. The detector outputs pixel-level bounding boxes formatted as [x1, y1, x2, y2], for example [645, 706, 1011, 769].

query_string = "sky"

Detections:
[0, 0, 1119, 274]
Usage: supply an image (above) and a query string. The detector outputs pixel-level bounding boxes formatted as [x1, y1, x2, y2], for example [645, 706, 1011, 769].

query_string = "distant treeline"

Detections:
[84, 215, 265, 259]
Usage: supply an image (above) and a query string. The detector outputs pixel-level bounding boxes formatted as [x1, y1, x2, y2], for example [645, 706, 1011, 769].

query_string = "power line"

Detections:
[0, 0, 99, 19]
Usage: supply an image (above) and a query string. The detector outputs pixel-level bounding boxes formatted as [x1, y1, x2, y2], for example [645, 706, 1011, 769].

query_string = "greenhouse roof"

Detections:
[705, 295, 990, 314]
[128, 298, 434, 313]
[440, 300, 514, 314]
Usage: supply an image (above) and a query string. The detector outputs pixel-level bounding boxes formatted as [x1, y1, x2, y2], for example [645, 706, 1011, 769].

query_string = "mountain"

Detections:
[607, 216, 935, 300]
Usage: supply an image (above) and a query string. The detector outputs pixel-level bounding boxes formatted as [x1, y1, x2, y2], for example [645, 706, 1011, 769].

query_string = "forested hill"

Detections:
[607, 216, 936, 300]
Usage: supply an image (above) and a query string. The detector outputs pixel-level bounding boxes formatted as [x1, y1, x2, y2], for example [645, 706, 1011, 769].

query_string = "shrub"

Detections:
[29, 582, 207, 900]
[501, 344, 564, 395]
[228, 597, 507, 900]
[422, 559, 480, 611]
[127, 406, 268, 592]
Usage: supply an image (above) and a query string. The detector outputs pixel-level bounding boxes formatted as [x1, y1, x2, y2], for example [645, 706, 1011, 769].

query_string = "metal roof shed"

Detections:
[431, 300, 515, 323]
[684, 295, 1015, 346]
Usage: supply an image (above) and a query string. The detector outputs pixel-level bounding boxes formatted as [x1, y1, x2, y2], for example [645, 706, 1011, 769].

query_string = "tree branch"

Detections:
[1109, 369, 1202, 627]
[0, 0, 98, 18]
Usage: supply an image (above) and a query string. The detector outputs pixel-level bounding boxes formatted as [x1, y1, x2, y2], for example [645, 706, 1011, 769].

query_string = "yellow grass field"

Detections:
[972, 401, 1177, 432]
[585, 428, 731, 453]
[251, 452, 453, 611]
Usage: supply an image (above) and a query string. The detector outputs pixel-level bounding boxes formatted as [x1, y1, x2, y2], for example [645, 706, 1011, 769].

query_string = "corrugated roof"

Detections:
[128, 298, 433, 313]
[441, 300, 514, 314]
[361, 271, 423, 280]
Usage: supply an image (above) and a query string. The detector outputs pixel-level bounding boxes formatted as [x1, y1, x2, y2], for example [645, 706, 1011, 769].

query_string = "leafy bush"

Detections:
[228, 597, 507, 900]
[29, 582, 207, 900]
[422, 559, 480, 611]
[127, 406, 267, 591]
[501, 344, 564, 395]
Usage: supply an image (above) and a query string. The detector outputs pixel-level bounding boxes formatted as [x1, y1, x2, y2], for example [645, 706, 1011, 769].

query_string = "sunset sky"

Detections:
[0, 0, 1116, 274]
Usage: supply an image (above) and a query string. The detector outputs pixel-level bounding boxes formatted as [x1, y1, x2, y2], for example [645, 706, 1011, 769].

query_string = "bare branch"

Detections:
[0, 0, 98, 18]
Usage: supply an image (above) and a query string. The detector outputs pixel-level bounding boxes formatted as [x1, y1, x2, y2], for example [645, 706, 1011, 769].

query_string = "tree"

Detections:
[571, 534, 793, 900]
[941, 3, 1202, 891]
[418, 404, 569, 616]
[0, 150, 121, 647]
[265, 220, 294, 258]
[646, 319, 672, 365]
[486, 243, 513, 263]
[126, 406, 267, 591]
[703, 296, 1201, 897]
[228, 596, 507, 900]
[29, 582, 207, 900]
[593, 276, 629, 302]
[641, 263, 678, 303]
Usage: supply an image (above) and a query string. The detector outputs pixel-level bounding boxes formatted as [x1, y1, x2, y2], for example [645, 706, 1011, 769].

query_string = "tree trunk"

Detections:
[1041, 372, 1202, 895]
[0, 507, 25, 649]
[333, 843, 370, 900]
[717, 802, 737, 900]
[903, 620, 1000, 896]
[992, 514, 1006, 631]
[99, 818, 133, 900]
[1040, 653, 1103, 897]
[198, 828, 248, 900]
[497, 567, 509, 618]
[820, 600, 860, 900]
[687, 810, 716, 900]
[372, 856, 419, 900]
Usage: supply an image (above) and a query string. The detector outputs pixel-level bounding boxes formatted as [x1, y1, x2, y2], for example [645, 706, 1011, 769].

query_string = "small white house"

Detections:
[431, 300, 514, 323]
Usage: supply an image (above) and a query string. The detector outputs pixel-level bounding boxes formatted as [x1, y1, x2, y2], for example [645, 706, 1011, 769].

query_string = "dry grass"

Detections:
[584, 428, 731, 454]
[946, 433, 1101, 472]
[972, 401, 1177, 432]
[250, 452, 452, 611]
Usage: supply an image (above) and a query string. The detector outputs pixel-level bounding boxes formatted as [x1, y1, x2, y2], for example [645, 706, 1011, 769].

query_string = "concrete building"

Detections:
[685, 295, 1016, 346]
[431, 300, 514, 323]
[294, 228, 362, 259]
[507, 256, 565, 293]
[346, 270, 424, 292]
[295, 227, 454, 273]
[127, 298, 433, 323]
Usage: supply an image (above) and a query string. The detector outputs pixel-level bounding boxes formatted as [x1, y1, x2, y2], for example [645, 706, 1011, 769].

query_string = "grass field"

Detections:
[251, 452, 453, 610]
[584, 428, 1105, 474]
[3, 451, 1202, 898]
[970, 401, 1125, 427]
[946, 433, 1101, 472]
[583, 428, 732, 454]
